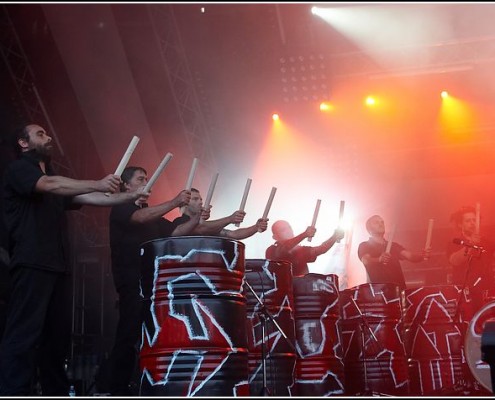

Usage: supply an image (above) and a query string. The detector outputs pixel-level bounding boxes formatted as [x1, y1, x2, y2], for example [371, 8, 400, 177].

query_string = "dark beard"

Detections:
[28, 148, 52, 163]
[36, 143, 53, 160]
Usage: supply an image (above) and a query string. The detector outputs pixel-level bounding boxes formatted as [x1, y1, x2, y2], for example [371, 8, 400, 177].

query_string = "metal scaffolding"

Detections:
[0, 5, 73, 176]
[0, 6, 111, 395]
[147, 3, 217, 175]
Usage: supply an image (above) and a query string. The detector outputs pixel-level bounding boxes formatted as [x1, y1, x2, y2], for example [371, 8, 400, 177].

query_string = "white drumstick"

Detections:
[235, 178, 252, 227]
[385, 223, 396, 254]
[337, 200, 345, 243]
[144, 153, 173, 192]
[425, 218, 434, 249]
[424, 218, 434, 261]
[308, 199, 321, 242]
[203, 172, 219, 210]
[181, 158, 199, 213]
[185, 158, 199, 190]
[106, 135, 140, 195]
[200, 172, 219, 224]
[115, 136, 140, 176]
[262, 187, 277, 220]
[338, 200, 345, 225]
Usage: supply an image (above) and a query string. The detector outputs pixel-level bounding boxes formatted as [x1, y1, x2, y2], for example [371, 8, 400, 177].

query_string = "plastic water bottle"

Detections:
[69, 385, 76, 397]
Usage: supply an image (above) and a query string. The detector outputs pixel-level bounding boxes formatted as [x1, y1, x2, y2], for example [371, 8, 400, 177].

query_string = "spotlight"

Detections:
[319, 102, 333, 112]
[365, 96, 376, 106]
[272, 113, 280, 121]
[441, 91, 449, 99]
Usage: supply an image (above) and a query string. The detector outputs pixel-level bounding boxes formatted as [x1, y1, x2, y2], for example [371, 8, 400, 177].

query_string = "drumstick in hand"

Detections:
[106, 135, 140, 196]
[308, 199, 321, 242]
[236, 178, 252, 227]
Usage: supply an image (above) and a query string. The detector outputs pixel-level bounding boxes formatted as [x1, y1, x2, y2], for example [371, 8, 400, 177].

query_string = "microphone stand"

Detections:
[243, 280, 296, 396]
[452, 245, 485, 394]
[453, 249, 476, 324]
[349, 296, 388, 396]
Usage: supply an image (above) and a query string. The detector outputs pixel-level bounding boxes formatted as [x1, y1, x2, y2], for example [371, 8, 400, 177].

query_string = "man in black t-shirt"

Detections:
[358, 215, 428, 290]
[265, 220, 344, 277]
[106, 166, 199, 396]
[447, 205, 495, 321]
[0, 123, 148, 396]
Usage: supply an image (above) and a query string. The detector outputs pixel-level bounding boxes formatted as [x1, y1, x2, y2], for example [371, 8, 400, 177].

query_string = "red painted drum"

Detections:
[244, 259, 296, 396]
[403, 285, 465, 395]
[139, 237, 249, 396]
[292, 273, 345, 396]
[465, 301, 495, 394]
[340, 283, 409, 395]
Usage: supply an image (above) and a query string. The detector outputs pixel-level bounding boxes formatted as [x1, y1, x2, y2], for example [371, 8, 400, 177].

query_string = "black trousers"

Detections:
[108, 278, 142, 395]
[0, 265, 72, 396]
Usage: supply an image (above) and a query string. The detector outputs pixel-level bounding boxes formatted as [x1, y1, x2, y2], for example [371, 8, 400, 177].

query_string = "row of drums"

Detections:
[136, 236, 493, 396]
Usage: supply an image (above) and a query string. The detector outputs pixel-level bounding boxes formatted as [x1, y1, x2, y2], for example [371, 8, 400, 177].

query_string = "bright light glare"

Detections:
[272, 113, 280, 121]
[365, 96, 376, 106]
[312, 5, 446, 69]
[441, 91, 449, 99]
[319, 102, 334, 112]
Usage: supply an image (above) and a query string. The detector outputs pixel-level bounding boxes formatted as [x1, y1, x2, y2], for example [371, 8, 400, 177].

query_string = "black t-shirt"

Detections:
[265, 243, 316, 277]
[358, 239, 406, 289]
[2, 151, 76, 273]
[446, 237, 495, 291]
[109, 202, 177, 289]
[172, 213, 190, 227]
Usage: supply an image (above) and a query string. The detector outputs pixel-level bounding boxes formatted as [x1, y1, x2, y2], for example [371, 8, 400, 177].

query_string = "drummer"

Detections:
[172, 187, 269, 239]
[104, 166, 200, 396]
[266, 220, 344, 277]
[447, 205, 495, 321]
[358, 215, 429, 290]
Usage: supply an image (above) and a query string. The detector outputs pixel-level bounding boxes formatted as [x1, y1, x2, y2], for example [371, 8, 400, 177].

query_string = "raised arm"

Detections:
[129, 190, 190, 224]
[35, 174, 120, 196]
[192, 210, 245, 235]
[312, 228, 345, 258]
[222, 218, 268, 240]
[171, 212, 201, 236]
[275, 226, 316, 256]
[72, 186, 149, 206]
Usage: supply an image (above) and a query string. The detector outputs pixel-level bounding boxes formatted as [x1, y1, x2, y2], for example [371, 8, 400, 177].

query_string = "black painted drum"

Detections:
[340, 283, 409, 395]
[244, 259, 296, 396]
[292, 273, 345, 396]
[403, 285, 465, 395]
[139, 236, 249, 396]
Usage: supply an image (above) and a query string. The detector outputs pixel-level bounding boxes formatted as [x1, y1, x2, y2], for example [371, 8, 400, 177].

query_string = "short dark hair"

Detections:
[365, 214, 381, 233]
[190, 187, 200, 193]
[450, 206, 476, 226]
[10, 122, 31, 155]
[120, 166, 147, 192]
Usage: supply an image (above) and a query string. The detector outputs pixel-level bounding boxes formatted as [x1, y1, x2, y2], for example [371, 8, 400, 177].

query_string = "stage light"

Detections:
[272, 113, 280, 121]
[319, 102, 334, 112]
[441, 91, 449, 99]
[279, 53, 329, 104]
[365, 96, 376, 106]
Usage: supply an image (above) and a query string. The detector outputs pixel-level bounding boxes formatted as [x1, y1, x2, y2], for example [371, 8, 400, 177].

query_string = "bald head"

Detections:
[272, 220, 294, 241]
[365, 215, 385, 236]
